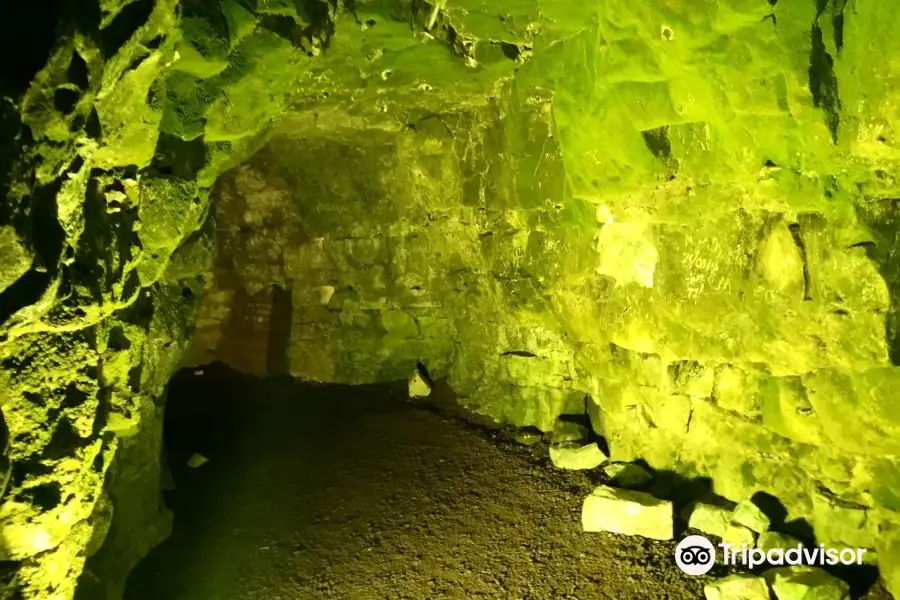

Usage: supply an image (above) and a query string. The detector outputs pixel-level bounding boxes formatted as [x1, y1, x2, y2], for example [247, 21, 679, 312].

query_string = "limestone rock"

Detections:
[551, 419, 589, 443]
[762, 566, 850, 600]
[704, 573, 771, 600]
[603, 462, 653, 489]
[408, 364, 433, 398]
[582, 485, 673, 540]
[733, 500, 770, 533]
[758, 532, 803, 552]
[686, 503, 756, 547]
[549, 442, 607, 470]
[810, 487, 874, 549]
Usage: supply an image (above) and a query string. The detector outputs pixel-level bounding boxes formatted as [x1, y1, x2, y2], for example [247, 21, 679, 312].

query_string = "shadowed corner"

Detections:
[73, 396, 175, 600]
[647, 471, 716, 528]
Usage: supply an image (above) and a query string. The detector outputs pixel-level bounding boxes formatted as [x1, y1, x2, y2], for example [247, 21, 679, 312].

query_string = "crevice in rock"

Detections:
[98, 0, 155, 59]
[641, 126, 672, 162]
[22, 481, 62, 511]
[151, 133, 209, 181]
[53, 87, 81, 115]
[808, 17, 841, 143]
[0, 270, 51, 326]
[499, 42, 521, 61]
[788, 223, 812, 301]
[66, 52, 90, 90]
[43, 418, 89, 460]
[265, 283, 293, 376]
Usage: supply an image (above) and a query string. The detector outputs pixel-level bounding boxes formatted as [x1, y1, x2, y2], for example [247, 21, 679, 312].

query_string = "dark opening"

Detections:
[0, 0, 64, 96]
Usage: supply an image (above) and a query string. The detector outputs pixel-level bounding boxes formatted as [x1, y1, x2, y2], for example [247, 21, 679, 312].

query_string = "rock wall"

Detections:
[191, 83, 900, 580]
[1, 0, 900, 597]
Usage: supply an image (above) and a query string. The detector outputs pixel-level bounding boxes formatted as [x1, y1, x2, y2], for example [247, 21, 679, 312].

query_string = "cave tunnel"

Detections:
[2, 0, 900, 599]
[114, 364, 704, 600]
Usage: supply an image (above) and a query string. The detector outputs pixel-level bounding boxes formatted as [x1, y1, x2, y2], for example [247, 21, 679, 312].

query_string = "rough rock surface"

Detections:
[686, 503, 757, 548]
[0, 0, 899, 597]
[764, 566, 852, 600]
[548, 442, 607, 471]
[733, 500, 772, 534]
[582, 485, 673, 540]
[759, 532, 805, 552]
[704, 573, 771, 600]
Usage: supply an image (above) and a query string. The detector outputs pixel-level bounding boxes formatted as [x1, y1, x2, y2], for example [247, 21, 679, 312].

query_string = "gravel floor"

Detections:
[122, 364, 890, 600]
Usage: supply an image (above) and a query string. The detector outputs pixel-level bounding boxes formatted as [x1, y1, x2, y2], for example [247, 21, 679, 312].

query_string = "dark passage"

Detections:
[122, 364, 712, 600]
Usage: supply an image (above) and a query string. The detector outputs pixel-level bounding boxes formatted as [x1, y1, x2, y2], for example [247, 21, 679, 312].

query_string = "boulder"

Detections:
[763, 566, 850, 600]
[757, 532, 803, 552]
[551, 419, 589, 443]
[408, 364, 433, 398]
[704, 573, 771, 600]
[733, 500, 770, 533]
[603, 462, 653, 488]
[582, 485, 673, 540]
[686, 502, 755, 547]
[549, 442, 607, 470]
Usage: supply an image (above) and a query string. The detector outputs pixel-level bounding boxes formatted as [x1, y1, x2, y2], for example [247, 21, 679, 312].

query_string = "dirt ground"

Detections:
[122, 364, 890, 600]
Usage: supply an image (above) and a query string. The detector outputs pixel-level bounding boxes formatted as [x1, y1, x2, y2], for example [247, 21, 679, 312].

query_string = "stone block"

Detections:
[686, 502, 755, 547]
[733, 500, 770, 533]
[549, 443, 607, 470]
[582, 485, 673, 540]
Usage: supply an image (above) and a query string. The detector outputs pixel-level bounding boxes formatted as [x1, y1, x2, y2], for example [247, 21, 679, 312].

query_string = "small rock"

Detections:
[315, 285, 335, 305]
[187, 453, 209, 468]
[551, 420, 588, 443]
[194, 369, 204, 376]
[686, 503, 755, 547]
[733, 500, 770, 533]
[549, 442, 607, 470]
[758, 532, 803, 552]
[704, 573, 770, 600]
[408, 364, 433, 398]
[582, 485, 673, 540]
[603, 462, 652, 488]
[514, 431, 543, 446]
[763, 566, 850, 600]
